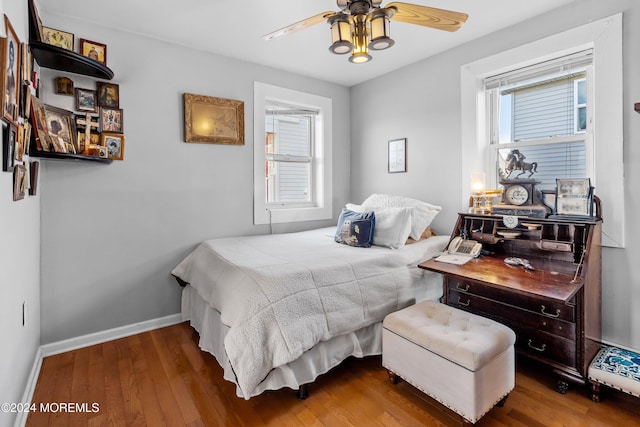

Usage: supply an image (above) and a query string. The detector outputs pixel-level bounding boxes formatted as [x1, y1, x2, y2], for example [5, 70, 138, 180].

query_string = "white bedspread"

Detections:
[171, 227, 448, 398]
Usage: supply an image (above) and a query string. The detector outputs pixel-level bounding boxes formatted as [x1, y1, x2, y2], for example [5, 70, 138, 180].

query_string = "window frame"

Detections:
[265, 111, 315, 207]
[574, 78, 587, 134]
[460, 14, 624, 248]
[254, 82, 333, 225]
[486, 69, 594, 190]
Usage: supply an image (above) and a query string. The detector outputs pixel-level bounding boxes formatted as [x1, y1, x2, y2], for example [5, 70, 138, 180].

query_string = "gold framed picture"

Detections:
[1, 15, 21, 125]
[79, 39, 107, 65]
[42, 26, 74, 51]
[183, 93, 244, 145]
[13, 164, 26, 201]
[102, 132, 124, 160]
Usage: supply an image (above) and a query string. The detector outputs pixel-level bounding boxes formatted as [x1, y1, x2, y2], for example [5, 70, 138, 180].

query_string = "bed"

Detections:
[171, 195, 448, 399]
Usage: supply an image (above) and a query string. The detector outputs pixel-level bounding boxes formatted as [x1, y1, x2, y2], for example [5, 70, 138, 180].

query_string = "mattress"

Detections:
[172, 226, 448, 398]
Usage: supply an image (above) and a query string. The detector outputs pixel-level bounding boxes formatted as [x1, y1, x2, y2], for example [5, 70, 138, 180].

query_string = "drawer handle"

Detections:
[540, 305, 561, 318]
[527, 339, 547, 352]
[457, 297, 470, 307]
[455, 283, 470, 292]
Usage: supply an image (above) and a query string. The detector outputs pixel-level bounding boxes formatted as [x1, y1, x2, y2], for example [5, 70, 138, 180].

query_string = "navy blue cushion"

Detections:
[335, 209, 375, 247]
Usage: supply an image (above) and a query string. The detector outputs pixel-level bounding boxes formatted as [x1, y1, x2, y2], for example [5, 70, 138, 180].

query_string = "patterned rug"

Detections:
[589, 345, 640, 397]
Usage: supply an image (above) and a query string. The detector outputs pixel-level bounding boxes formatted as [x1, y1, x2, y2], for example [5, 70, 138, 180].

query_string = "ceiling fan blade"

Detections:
[263, 11, 337, 40]
[385, 2, 468, 32]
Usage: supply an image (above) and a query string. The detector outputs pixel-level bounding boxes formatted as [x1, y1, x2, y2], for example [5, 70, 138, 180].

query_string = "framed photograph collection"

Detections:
[1, 13, 40, 200]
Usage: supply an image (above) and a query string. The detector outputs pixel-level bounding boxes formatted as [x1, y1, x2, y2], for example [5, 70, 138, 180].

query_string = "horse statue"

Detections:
[504, 149, 537, 178]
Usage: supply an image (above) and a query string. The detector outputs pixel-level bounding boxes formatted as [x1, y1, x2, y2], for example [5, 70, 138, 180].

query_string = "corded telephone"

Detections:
[447, 236, 482, 257]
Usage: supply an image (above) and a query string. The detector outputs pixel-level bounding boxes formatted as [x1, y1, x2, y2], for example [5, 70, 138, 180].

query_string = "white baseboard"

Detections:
[40, 313, 183, 357]
[14, 347, 43, 427]
[15, 314, 183, 427]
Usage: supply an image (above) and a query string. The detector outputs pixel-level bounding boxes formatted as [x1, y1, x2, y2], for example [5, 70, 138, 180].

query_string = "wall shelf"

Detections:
[29, 41, 114, 80]
[29, 150, 113, 164]
[28, 0, 114, 80]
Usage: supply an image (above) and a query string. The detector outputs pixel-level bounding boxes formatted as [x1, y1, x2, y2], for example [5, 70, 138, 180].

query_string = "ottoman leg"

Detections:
[461, 416, 473, 427]
[496, 394, 509, 407]
[590, 381, 601, 402]
[386, 369, 399, 384]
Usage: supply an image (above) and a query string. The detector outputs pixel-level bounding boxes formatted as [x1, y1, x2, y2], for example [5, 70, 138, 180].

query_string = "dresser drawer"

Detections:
[447, 277, 576, 323]
[511, 323, 576, 368]
[448, 289, 576, 340]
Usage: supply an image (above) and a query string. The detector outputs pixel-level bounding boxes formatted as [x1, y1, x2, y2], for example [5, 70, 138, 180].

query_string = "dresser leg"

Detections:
[556, 379, 569, 394]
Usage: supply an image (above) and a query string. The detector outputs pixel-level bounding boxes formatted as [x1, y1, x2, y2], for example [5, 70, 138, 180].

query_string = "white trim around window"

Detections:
[254, 82, 333, 225]
[460, 13, 624, 248]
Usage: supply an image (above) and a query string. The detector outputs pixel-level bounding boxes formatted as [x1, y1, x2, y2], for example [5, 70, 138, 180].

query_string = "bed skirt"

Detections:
[182, 275, 443, 398]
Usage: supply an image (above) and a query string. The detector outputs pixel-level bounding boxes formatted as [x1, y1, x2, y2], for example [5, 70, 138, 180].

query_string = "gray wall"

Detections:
[350, 0, 640, 349]
[38, 15, 351, 344]
[0, 3, 41, 427]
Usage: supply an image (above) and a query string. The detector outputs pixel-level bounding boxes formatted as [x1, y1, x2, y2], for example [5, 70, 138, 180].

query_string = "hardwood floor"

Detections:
[27, 322, 640, 426]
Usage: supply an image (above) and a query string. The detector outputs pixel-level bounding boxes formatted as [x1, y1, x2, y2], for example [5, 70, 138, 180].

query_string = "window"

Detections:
[265, 104, 315, 205]
[254, 82, 333, 225]
[461, 14, 624, 247]
[574, 78, 587, 133]
[485, 51, 593, 191]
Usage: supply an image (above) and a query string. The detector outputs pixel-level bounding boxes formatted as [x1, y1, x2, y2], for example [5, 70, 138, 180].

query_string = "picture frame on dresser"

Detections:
[1, 15, 21, 125]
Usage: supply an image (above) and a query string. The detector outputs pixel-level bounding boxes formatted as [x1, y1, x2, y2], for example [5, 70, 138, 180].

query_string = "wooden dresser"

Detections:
[419, 212, 601, 393]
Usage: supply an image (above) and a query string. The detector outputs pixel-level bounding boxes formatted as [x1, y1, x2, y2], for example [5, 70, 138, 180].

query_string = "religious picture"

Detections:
[100, 107, 123, 133]
[2, 16, 21, 124]
[97, 82, 119, 108]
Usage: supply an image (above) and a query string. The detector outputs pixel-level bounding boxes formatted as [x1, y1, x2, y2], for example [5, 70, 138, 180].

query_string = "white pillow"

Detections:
[361, 194, 441, 240]
[346, 203, 412, 249]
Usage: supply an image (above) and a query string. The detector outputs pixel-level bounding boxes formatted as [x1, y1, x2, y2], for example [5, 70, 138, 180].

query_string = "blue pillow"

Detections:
[335, 209, 375, 248]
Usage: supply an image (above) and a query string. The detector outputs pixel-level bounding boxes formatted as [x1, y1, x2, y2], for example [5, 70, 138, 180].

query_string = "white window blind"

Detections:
[265, 103, 317, 204]
[485, 49, 593, 190]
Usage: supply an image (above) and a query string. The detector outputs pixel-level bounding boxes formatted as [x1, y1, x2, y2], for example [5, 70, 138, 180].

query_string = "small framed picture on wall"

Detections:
[388, 138, 406, 173]
[102, 132, 124, 160]
[79, 39, 107, 65]
[99, 107, 123, 133]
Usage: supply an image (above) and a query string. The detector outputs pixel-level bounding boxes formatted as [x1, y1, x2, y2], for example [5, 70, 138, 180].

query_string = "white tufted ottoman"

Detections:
[382, 300, 516, 425]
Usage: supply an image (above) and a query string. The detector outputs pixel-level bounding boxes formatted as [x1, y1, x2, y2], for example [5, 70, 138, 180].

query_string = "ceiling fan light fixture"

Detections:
[349, 16, 372, 64]
[368, 9, 394, 50]
[328, 13, 353, 54]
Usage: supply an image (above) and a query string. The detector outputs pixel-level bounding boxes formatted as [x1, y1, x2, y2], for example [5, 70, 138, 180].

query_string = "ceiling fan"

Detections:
[263, 1, 468, 64]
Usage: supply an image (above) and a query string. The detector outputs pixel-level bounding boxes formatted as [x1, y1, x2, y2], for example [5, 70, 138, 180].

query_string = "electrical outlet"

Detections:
[22, 301, 26, 326]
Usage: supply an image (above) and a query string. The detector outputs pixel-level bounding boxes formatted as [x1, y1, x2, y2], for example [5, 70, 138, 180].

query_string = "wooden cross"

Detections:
[76, 112, 100, 154]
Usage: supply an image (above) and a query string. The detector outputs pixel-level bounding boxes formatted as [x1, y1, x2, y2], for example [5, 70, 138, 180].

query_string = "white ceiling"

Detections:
[39, 0, 576, 87]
